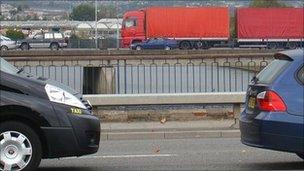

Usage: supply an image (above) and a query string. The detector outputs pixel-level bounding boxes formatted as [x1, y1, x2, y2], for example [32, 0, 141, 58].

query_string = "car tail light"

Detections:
[257, 90, 287, 112]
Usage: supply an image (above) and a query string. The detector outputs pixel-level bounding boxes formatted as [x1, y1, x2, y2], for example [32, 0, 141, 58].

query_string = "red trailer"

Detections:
[236, 8, 304, 49]
[121, 7, 230, 49]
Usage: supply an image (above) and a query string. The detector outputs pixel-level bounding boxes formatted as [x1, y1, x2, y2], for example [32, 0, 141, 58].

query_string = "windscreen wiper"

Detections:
[17, 68, 24, 74]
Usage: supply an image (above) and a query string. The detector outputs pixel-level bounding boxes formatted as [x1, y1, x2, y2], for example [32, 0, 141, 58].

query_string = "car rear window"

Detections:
[54, 33, 63, 39]
[297, 66, 304, 84]
[256, 59, 290, 84]
[45, 33, 54, 39]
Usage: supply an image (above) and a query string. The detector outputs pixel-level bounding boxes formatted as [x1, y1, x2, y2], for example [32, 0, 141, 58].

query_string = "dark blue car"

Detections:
[240, 49, 304, 160]
[131, 38, 178, 50]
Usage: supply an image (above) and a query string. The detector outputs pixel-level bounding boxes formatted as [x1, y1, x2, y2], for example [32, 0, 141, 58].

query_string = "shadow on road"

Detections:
[245, 161, 304, 170]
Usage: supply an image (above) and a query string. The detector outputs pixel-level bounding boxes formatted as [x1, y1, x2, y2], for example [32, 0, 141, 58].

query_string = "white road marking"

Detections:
[62, 154, 178, 160]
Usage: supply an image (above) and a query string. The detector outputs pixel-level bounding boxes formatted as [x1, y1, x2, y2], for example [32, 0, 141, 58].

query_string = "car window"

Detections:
[256, 59, 291, 84]
[297, 66, 304, 85]
[1, 36, 11, 41]
[148, 39, 156, 44]
[54, 33, 63, 39]
[45, 33, 54, 39]
[34, 34, 43, 39]
[123, 18, 137, 28]
[157, 39, 164, 43]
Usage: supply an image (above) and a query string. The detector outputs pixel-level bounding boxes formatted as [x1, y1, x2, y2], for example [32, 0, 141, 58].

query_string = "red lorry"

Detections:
[120, 7, 230, 49]
[237, 8, 304, 49]
[121, 7, 304, 49]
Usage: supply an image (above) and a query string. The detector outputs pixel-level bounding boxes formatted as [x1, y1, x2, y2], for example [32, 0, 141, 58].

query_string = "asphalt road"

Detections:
[39, 138, 303, 170]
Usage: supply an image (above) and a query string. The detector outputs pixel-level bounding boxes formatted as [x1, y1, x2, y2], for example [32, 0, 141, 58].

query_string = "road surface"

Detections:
[39, 138, 303, 170]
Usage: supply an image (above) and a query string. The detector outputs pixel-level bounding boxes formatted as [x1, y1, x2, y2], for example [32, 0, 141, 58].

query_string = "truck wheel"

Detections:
[296, 153, 304, 160]
[1, 45, 8, 51]
[201, 42, 210, 49]
[50, 43, 59, 50]
[21, 43, 29, 51]
[0, 121, 42, 171]
[267, 42, 277, 49]
[287, 42, 298, 49]
[179, 41, 191, 50]
[194, 41, 203, 49]
[136, 46, 142, 50]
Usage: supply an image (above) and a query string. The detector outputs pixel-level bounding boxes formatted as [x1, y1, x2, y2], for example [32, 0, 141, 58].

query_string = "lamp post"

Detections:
[95, 0, 98, 49]
[116, 1, 120, 49]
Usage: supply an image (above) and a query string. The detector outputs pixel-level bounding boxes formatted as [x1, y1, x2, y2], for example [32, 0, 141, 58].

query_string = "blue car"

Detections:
[131, 38, 178, 50]
[240, 49, 304, 159]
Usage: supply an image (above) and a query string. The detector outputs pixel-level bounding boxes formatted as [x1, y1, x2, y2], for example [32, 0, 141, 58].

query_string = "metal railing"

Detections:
[4, 50, 274, 95]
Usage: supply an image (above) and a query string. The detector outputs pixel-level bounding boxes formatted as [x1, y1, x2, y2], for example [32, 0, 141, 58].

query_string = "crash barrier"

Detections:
[3, 49, 275, 94]
[84, 92, 246, 124]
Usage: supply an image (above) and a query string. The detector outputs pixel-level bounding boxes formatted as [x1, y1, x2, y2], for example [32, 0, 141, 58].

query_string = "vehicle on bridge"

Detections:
[17, 32, 68, 51]
[0, 57, 100, 171]
[130, 38, 178, 50]
[240, 49, 304, 160]
[0, 35, 18, 51]
[121, 7, 229, 50]
[121, 7, 304, 50]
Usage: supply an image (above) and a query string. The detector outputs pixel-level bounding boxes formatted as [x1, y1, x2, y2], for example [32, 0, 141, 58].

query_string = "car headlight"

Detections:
[45, 84, 86, 109]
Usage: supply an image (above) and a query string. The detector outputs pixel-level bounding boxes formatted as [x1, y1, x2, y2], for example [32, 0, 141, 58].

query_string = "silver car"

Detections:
[0, 35, 18, 51]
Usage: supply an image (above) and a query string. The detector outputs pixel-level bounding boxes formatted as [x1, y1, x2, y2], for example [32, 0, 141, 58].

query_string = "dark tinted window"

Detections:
[256, 59, 290, 84]
[297, 66, 304, 84]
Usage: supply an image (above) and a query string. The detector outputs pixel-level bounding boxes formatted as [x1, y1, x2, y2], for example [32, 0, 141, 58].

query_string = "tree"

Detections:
[70, 3, 95, 21]
[70, 3, 119, 21]
[230, 16, 236, 38]
[98, 4, 118, 19]
[5, 29, 25, 40]
[250, 0, 287, 8]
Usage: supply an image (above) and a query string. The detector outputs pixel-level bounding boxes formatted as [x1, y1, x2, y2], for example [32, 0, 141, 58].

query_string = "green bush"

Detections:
[250, 0, 287, 7]
[5, 29, 25, 40]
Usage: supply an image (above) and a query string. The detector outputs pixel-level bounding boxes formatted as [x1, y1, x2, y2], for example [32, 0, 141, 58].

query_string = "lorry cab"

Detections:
[121, 10, 146, 48]
[0, 58, 100, 171]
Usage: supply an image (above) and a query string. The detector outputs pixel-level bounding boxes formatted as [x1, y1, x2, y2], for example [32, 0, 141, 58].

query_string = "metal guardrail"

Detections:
[3, 49, 275, 94]
[1, 49, 278, 59]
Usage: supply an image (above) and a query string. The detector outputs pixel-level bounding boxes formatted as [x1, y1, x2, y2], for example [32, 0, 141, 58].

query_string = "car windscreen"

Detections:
[256, 59, 291, 84]
[0, 58, 19, 74]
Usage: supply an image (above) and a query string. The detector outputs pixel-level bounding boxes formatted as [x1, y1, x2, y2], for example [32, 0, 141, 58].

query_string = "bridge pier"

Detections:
[83, 66, 116, 94]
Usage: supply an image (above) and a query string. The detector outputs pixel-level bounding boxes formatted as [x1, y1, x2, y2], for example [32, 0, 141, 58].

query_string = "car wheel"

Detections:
[21, 43, 29, 51]
[1, 46, 9, 51]
[0, 121, 42, 171]
[136, 46, 142, 50]
[50, 43, 59, 50]
[296, 153, 304, 160]
[164, 46, 171, 50]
